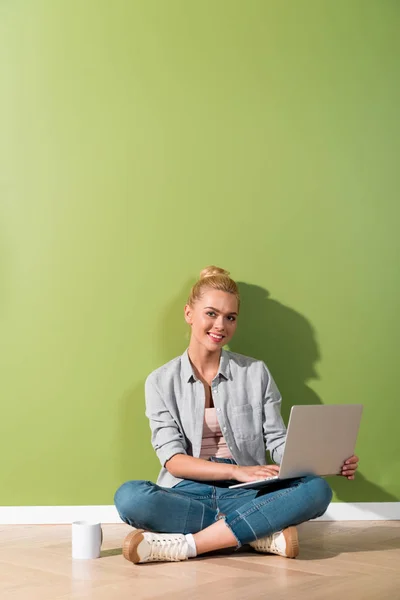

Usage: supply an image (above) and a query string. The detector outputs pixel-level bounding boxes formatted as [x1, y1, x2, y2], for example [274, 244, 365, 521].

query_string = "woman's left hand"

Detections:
[341, 455, 359, 480]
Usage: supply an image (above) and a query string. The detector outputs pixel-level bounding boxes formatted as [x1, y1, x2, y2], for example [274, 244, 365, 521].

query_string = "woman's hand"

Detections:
[231, 464, 280, 483]
[341, 455, 359, 480]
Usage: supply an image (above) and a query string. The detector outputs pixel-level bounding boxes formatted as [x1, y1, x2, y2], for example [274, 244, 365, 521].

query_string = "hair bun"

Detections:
[199, 265, 230, 279]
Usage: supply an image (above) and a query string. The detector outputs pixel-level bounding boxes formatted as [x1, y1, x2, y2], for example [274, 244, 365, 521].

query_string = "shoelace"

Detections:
[253, 534, 278, 552]
[148, 535, 186, 562]
[265, 539, 276, 552]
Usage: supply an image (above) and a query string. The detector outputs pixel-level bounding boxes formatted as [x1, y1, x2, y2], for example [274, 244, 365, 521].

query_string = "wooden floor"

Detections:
[0, 521, 399, 599]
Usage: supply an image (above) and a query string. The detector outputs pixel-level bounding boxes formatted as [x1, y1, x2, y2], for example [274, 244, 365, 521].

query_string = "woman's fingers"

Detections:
[342, 464, 358, 472]
[256, 466, 280, 477]
[262, 465, 280, 473]
[342, 466, 357, 473]
[341, 455, 359, 479]
[343, 470, 357, 478]
[342, 464, 358, 478]
[235, 464, 281, 482]
[269, 465, 281, 473]
[345, 455, 359, 465]
[261, 465, 279, 472]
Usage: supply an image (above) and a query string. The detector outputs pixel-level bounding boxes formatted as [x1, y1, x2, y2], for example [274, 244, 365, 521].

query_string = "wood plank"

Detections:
[0, 522, 398, 600]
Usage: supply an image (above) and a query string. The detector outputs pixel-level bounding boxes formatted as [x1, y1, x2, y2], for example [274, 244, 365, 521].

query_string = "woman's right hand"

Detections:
[231, 464, 280, 483]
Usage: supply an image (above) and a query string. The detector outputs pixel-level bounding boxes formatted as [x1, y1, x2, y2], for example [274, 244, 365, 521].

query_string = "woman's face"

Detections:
[184, 290, 238, 353]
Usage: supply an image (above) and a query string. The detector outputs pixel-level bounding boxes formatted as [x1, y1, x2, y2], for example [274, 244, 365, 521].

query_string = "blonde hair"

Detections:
[188, 265, 240, 310]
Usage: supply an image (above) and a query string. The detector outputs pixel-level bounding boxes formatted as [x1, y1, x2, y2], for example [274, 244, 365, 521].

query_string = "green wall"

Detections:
[1, 0, 399, 505]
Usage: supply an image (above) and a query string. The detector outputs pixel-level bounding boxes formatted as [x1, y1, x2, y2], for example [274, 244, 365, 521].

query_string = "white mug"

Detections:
[72, 521, 103, 559]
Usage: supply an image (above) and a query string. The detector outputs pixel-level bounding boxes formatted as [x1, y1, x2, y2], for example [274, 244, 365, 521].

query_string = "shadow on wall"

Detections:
[229, 282, 398, 505]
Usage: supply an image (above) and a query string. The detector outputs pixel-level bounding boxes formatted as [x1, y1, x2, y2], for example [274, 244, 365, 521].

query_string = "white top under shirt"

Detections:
[199, 407, 233, 460]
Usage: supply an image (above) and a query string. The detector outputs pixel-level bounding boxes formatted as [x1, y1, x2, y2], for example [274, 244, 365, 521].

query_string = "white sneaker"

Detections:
[250, 526, 299, 558]
[123, 529, 189, 564]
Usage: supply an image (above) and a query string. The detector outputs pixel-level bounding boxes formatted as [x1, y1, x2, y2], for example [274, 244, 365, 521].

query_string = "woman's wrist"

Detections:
[229, 464, 240, 480]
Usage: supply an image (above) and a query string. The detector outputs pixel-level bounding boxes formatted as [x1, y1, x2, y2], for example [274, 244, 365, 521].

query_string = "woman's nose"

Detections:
[215, 316, 225, 329]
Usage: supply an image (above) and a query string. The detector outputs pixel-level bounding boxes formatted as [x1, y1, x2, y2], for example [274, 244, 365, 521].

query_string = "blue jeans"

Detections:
[114, 458, 332, 547]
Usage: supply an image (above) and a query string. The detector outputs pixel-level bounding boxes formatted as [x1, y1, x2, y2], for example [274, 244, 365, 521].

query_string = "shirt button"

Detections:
[223, 427, 227, 432]
[217, 408, 221, 412]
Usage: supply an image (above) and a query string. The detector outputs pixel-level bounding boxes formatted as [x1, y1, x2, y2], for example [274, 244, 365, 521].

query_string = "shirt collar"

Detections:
[181, 348, 231, 383]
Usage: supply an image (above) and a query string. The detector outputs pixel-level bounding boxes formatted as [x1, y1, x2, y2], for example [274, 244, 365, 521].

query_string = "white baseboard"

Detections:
[0, 503, 399, 525]
[314, 502, 400, 521]
[0, 506, 123, 525]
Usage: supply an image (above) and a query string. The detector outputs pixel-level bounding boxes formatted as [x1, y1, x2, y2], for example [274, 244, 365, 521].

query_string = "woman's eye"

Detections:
[205, 312, 235, 321]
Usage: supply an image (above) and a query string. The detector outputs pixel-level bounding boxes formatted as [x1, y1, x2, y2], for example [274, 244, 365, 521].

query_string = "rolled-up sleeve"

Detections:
[145, 374, 187, 467]
[261, 363, 287, 464]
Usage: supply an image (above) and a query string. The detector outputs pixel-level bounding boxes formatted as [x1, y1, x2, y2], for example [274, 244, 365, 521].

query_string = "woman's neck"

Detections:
[187, 344, 221, 382]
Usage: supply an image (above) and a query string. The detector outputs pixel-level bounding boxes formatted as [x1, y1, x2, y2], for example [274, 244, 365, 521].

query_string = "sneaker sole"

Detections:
[122, 529, 145, 564]
[282, 526, 299, 558]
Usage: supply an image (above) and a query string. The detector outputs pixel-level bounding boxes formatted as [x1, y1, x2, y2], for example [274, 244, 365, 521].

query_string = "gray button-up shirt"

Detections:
[145, 349, 287, 488]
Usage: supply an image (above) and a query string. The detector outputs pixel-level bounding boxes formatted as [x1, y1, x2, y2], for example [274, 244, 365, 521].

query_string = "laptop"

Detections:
[229, 404, 363, 489]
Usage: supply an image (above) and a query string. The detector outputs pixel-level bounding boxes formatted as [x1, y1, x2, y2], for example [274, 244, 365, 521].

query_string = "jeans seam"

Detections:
[220, 493, 258, 499]
[212, 485, 217, 511]
[180, 492, 210, 533]
[159, 488, 211, 501]
[240, 515, 257, 539]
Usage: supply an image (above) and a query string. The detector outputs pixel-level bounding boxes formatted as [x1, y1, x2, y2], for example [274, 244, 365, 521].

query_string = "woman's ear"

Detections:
[184, 304, 193, 325]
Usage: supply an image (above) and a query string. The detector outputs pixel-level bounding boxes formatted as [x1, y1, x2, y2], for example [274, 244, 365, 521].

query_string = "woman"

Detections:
[114, 266, 359, 564]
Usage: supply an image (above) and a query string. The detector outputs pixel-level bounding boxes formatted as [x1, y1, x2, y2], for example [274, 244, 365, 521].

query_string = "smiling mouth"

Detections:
[207, 332, 225, 342]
